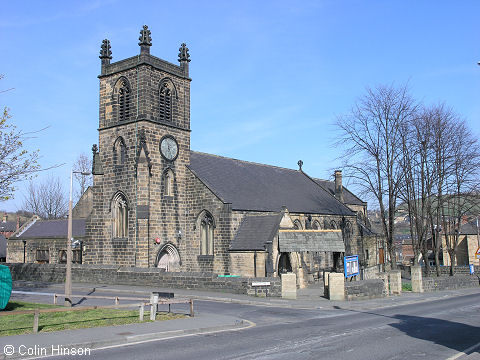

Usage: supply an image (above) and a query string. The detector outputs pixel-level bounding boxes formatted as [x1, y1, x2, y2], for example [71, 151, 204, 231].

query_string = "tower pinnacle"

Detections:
[138, 25, 152, 54]
[178, 43, 191, 63]
[99, 39, 112, 63]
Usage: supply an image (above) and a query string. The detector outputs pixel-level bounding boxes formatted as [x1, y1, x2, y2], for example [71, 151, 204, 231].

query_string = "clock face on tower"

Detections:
[160, 135, 179, 161]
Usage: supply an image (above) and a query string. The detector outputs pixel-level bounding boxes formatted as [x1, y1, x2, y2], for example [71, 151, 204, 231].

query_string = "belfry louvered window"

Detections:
[116, 78, 131, 122]
[159, 83, 172, 121]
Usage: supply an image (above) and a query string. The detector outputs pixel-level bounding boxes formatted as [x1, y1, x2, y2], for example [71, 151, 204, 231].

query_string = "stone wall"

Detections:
[422, 275, 479, 292]
[398, 264, 480, 279]
[422, 265, 480, 276]
[6, 263, 282, 297]
[345, 279, 385, 300]
[362, 265, 382, 280]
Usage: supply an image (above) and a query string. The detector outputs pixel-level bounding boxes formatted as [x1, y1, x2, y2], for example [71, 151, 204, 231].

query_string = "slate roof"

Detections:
[359, 222, 377, 237]
[460, 220, 478, 235]
[15, 219, 86, 239]
[278, 230, 345, 252]
[230, 214, 282, 251]
[0, 234, 6, 258]
[0, 221, 16, 233]
[314, 179, 365, 206]
[188, 151, 355, 216]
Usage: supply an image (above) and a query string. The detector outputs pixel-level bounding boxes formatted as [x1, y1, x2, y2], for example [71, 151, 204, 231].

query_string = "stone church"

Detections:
[8, 26, 380, 286]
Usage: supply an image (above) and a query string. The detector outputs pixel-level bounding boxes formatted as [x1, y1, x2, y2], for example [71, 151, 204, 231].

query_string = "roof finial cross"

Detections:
[297, 160, 303, 171]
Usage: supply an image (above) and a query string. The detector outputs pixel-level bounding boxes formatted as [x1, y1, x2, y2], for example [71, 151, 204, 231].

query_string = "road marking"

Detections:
[23, 320, 256, 359]
[94, 319, 257, 352]
[446, 341, 480, 360]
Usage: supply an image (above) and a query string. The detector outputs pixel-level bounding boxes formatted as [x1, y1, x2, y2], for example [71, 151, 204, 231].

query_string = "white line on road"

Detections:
[445, 341, 480, 360]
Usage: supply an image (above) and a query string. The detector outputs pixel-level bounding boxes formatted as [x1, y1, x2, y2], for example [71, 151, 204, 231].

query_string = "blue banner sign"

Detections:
[344, 255, 359, 278]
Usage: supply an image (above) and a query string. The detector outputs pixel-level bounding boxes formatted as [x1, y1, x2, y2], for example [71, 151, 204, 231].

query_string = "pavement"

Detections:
[1, 281, 479, 359]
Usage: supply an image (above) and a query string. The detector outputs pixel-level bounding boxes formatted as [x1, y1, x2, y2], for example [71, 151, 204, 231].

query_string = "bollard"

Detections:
[139, 304, 144, 321]
[190, 299, 194, 317]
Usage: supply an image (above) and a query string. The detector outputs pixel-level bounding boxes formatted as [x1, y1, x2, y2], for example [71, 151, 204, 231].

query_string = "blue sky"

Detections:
[1, 1, 479, 212]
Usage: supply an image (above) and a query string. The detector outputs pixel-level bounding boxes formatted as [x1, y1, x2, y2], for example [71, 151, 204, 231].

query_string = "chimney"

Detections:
[334, 170, 344, 203]
[16, 215, 20, 230]
[2, 213, 6, 222]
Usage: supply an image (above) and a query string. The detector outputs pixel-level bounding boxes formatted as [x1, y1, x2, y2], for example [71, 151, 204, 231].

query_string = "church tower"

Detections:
[85, 26, 191, 268]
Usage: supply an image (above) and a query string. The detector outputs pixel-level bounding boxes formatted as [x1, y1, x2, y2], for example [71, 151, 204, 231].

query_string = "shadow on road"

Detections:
[390, 314, 479, 355]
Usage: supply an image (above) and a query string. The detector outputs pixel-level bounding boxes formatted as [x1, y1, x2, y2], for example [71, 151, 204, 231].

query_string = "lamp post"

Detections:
[65, 170, 91, 307]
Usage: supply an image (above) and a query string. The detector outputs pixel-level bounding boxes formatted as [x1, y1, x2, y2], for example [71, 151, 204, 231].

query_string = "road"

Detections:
[44, 292, 479, 360]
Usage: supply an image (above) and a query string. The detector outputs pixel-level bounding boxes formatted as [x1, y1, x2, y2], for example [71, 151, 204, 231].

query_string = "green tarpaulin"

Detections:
[0, 265, 12, 310]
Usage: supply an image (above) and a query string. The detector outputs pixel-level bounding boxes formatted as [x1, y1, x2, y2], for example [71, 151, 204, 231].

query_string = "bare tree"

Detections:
[398, 103, 480, 276]
[73, 152, 92, 202]
[0, 75, 40, 201]
[398, 107, 434, 273]
[336, 84, 418, 269]
[22, 175, 68, 219]
[441, 119, 480, 275]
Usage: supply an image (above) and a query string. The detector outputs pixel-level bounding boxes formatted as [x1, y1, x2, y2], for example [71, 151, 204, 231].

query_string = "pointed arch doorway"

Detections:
[155, 243, 181, 271]
[278, 252, 293, 274]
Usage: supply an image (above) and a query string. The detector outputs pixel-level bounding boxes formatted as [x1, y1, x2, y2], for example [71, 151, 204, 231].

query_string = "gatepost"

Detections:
[377, 272, 389, 297]
[328, 273, 345, 301]
[281, 272, 297, 299]
[323, 271, 330, 297]
[411, 266, 424, 293]
[388, 271, 402, 295]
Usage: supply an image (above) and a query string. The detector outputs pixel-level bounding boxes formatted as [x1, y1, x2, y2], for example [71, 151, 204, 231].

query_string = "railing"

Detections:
[2, 293, 194, 333]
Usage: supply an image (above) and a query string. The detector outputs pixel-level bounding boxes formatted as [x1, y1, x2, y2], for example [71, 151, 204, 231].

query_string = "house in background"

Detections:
[0, 213, 20, 239]
[0, 235, 6, 262]
[442, 219, 480, 267]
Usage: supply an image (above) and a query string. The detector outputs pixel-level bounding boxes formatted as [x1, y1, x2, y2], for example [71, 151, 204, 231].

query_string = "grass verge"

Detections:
[0, 301, 185, 336]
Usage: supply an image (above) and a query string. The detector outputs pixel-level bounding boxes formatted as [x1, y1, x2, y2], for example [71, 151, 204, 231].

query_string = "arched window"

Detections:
[200, 212, 214, 255]
[112, 192, 128, 238]
[159, 82, 173, 121]
[330, 220, 338, 229]
[114, 78, 131, 122]
[113, 137, 126, 165]
[323, 219, 330, 229]
[312, 220, 321, 230]
[163, 169, 174, 196]
[343, 221, 353, 242]
[293, 219, 302, 230]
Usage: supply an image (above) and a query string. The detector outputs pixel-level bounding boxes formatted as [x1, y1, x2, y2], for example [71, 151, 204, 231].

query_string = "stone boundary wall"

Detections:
[362, 265, 382, 280]
[422, 275, 479, 292]
[398, 265, 480, 280]
[345, 279, 384, 300]
[422, 266, 480, 277]
[6, 263, 282, 297]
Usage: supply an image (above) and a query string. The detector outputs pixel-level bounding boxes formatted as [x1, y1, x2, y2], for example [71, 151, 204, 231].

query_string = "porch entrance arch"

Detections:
[278, 252, 292, 274]
[155, 243, 180, 271]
